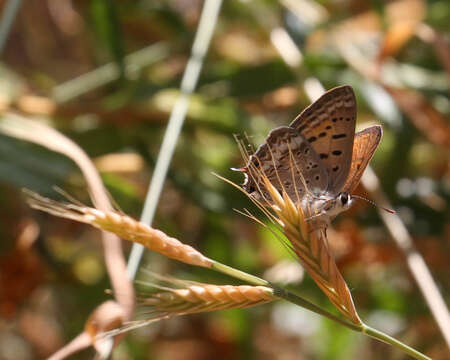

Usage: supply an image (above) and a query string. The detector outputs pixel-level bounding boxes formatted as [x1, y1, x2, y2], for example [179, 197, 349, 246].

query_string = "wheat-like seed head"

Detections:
[101, 275, 277, 338]
[25, 191, 213, 268]
[228, 145, 362, 324]
[262, 178, 361, 324]
[140, 283, 276, 315]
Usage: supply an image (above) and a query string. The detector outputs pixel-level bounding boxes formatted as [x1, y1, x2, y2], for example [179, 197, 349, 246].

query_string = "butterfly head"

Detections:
[305, 191, 353, 227]
[338, 192, 353, 211]
[323, 192, 353, 218]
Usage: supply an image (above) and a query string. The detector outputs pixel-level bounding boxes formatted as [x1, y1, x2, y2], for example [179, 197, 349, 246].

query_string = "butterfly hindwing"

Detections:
[243, 126, 328, 203]
[342, 125, 382, 194]
[290, 86, 356, 194]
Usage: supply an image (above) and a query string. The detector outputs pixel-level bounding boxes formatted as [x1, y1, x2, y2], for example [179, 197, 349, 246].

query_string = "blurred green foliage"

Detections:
[0, 1, 448, 359]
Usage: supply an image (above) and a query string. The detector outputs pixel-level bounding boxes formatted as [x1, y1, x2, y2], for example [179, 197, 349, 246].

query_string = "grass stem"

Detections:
[212, 261, 360, 331]
[362, 324, 431, 360]
[212, 260, 431, 359]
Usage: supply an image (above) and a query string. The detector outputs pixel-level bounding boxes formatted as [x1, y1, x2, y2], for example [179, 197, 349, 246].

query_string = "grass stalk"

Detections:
[362, 324, 431, 360]
[211, 261, 360, 331]
[199, 262, 432, 358]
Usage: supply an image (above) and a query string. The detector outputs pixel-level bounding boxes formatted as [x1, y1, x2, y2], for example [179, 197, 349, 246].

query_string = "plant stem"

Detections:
[211, 261, 360, 331]
[362, 324, 431, 360]
[211, 261, 431, 359]
[211, 261, 269, 286]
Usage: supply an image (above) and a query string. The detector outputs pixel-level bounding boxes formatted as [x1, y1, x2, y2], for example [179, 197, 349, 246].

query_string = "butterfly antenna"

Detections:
[352, 194, 396, 214]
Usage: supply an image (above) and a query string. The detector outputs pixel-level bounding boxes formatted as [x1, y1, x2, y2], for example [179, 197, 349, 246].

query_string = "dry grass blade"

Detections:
[0, 114, 135, 360]
[25, 190, 213, 268]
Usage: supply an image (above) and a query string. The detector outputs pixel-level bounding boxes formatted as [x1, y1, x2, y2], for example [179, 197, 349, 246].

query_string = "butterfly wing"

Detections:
[341, 125, 382, 194]
[290, 86, 356, 194]
[243, 126, 329, 203]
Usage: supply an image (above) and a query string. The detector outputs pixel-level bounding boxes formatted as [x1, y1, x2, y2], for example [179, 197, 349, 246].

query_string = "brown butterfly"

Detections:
[238, 85, 382, 227]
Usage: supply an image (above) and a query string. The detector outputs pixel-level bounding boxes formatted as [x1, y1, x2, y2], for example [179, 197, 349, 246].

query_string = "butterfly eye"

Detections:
[340, 193, 348, 205]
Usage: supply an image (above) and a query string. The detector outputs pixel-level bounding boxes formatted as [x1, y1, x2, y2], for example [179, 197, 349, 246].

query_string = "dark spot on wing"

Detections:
[332, 118, 337, 122]
[315, 175, 320, 180]
[304, 148, 310, 154]
[356, 164, 361, 170]
[319, 132, 327, 138]
[326, 125, 332, 130]
[308, 136, 317, 143]
[332, 166, 339, 172]
[332, 133, 347, 139]
[319, 153, 328, 159]
[332, 150, 342, 156]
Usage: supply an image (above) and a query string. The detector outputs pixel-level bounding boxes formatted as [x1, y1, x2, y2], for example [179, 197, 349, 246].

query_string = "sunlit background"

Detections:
[0, 0, 448, 359]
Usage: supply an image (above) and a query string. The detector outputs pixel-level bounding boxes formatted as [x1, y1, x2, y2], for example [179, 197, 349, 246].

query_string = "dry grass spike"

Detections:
[25, 190, 213, 268]
[102, 273, 277, 338]
[227, 138, 362, 324]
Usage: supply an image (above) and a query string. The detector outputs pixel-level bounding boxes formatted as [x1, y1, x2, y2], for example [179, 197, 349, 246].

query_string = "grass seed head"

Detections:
[232, 140, 362, 325]
[26, 191, 213, 268]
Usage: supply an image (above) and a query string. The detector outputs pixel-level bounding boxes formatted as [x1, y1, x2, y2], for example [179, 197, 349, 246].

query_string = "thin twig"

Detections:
[126, 0, 223, 279]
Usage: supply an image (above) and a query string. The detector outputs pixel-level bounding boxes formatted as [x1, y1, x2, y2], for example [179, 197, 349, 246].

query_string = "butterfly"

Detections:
[238, 85, 382, 229]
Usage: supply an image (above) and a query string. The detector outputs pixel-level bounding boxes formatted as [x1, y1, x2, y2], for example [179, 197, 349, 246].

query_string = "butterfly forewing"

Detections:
[243, 126, 328, 203]
[290, 86, 356, 194]
[342, 125, 382, 194]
